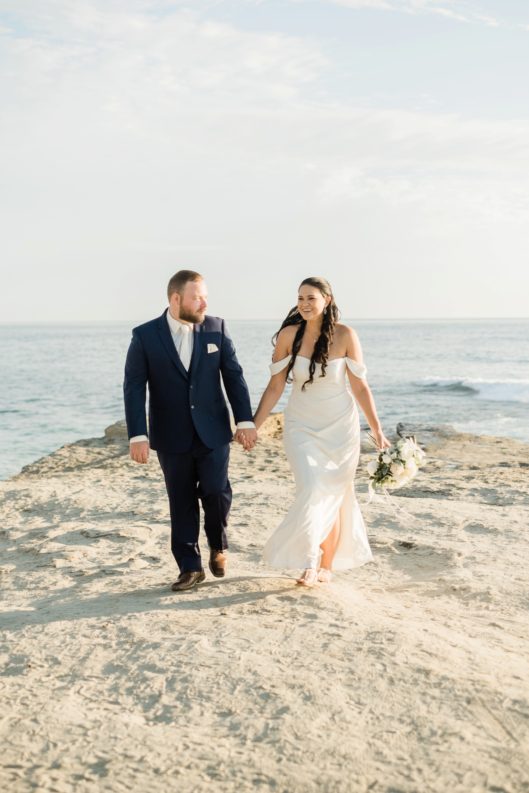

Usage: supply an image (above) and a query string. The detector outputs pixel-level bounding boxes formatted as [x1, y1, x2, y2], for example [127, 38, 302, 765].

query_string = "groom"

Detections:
[123, 270, 257, 591]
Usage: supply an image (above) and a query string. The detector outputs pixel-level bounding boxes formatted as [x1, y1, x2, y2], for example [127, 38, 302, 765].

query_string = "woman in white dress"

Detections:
[253, 277, 390, 587]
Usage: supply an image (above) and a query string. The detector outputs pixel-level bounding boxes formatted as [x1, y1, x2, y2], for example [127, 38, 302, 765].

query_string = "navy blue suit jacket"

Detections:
[123, 310, 253, 453]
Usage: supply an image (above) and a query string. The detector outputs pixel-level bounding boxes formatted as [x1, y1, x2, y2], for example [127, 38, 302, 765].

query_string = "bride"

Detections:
[253, 277, 390, 587]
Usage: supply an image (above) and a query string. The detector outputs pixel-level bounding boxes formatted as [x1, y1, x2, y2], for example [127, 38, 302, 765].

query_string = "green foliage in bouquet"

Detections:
[366, 434, 426, 492]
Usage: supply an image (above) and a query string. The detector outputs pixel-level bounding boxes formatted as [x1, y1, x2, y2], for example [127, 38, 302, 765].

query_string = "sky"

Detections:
[1, 0, 529, 321]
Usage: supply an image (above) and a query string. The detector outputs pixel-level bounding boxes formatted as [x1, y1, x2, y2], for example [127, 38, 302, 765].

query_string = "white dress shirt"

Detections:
[167, 312, 193, 370]
[130, 311, 255, 443]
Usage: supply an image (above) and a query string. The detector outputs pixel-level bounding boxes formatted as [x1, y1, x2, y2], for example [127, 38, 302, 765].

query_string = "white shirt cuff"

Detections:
[236, 421, 256, 430]
[130, 435, 148, 443]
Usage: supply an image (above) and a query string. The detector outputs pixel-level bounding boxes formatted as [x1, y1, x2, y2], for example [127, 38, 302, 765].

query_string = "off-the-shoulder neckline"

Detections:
[273, 355, 353, 364]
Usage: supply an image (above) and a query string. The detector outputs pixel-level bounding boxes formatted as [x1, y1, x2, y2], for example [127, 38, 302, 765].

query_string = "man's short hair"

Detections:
[167, 270, 203, 300]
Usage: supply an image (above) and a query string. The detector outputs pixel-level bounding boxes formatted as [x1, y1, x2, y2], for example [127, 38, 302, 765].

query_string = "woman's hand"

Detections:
[234, 428, 257, 451]
[371, 428, 391, 449]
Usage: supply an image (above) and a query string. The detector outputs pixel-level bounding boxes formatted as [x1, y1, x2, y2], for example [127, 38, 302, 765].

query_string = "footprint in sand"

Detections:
[386, 540, 461, 580]
[463, 521, 498, 535]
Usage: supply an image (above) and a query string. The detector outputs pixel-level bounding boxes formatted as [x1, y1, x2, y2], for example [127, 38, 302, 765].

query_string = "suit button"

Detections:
[191, 405, 195, 409]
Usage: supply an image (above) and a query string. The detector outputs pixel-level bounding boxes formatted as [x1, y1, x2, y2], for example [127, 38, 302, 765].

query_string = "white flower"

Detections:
[400, 440, 415, 460]
[367, 460, 379, 476]
[370, 436, 425, 490]
[405, 458, 418, 476]
[390, 461, 405, 478]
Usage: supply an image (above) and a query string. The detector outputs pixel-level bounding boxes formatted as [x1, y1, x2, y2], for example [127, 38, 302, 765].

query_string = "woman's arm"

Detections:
[345, 327, 390, 449]
[253, 328, 293, 430]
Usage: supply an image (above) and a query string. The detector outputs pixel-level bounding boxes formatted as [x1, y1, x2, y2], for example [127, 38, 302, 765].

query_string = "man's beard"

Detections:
[179, 307, 206, 324]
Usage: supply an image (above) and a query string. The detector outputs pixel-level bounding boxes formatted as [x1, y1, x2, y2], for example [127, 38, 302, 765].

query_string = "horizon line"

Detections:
[1, 316, 528, 325]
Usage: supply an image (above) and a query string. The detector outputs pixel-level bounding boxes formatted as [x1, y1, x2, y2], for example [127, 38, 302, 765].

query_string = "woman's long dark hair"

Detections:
[273, 277, 340, 390]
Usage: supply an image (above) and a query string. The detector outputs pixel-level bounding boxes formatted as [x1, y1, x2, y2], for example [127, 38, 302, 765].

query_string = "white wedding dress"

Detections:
[263, 355, 373, 571]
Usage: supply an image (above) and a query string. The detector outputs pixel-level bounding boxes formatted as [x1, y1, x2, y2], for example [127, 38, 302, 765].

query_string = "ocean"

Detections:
[1, 318, 528, 481]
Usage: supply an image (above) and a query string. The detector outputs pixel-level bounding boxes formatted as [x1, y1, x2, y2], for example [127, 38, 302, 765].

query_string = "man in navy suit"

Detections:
[124, 270, 257, 591]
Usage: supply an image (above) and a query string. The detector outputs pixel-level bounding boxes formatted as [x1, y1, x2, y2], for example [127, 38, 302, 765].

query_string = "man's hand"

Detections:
[130, 440, 150, 464]
[234, 428, 257, 451]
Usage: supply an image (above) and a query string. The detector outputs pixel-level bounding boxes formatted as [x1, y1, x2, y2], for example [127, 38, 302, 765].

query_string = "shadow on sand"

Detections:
[0, 574, 301, 632]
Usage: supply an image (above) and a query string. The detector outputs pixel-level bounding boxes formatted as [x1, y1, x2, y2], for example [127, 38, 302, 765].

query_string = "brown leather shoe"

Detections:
[171, 570, 206, 592]
[209, 549, 227, 578]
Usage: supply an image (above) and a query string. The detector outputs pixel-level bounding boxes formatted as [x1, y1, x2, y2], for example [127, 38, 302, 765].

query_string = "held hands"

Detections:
[130, 440, 150, 464]
[234, 428, 258, 452]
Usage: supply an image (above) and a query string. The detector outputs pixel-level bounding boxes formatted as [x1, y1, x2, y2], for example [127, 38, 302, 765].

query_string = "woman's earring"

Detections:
[324, 307, 328, 316]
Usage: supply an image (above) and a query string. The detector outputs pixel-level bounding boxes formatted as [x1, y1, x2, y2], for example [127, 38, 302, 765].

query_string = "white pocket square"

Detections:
[207, 343, 219, 353]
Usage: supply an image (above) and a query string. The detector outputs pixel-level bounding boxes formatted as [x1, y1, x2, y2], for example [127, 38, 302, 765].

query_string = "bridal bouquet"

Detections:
[367, 434, 426, 492]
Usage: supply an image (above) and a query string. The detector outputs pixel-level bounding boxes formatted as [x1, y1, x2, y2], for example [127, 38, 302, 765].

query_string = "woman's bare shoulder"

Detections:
[335, 323, 359, 341]
[276, 324, 298, 345]
[335, 323, 363, 359]
[278, 324, 298, 338]
[274, 324, 298, 358]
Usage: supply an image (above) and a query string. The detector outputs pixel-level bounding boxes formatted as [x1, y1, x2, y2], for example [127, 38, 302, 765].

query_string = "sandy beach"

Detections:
[1, 416, 528, 793]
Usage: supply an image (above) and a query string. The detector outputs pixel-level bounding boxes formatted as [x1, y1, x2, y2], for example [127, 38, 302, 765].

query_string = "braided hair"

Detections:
[272, 277, 339, 390]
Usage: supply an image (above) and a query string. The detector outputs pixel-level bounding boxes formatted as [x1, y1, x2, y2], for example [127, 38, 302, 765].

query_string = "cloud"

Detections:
[317, 0, 393, 7]
[280, 105, 529, 229]
[0, 2, 328, 110]
[1, 1, 528, 319]
[316, 0, 501, 27]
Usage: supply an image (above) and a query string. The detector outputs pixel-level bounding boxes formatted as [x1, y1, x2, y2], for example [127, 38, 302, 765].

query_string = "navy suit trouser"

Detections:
[157, 433, 231, 573]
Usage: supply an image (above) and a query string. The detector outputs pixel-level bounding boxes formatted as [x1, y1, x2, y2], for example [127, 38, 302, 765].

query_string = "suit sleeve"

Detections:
[219, 320, 253, 423]
[123, 330, 149, 439]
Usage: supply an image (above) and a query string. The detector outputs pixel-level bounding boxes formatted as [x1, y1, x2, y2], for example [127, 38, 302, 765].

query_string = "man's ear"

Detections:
[169, 292, 181, 312]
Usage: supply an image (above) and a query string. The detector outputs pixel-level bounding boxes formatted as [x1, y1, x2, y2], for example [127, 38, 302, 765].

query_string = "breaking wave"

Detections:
[418, 378, 529, 404]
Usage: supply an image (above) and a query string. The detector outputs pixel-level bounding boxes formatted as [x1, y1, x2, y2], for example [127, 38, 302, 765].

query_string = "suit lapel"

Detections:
[156, 310, 189, 381]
